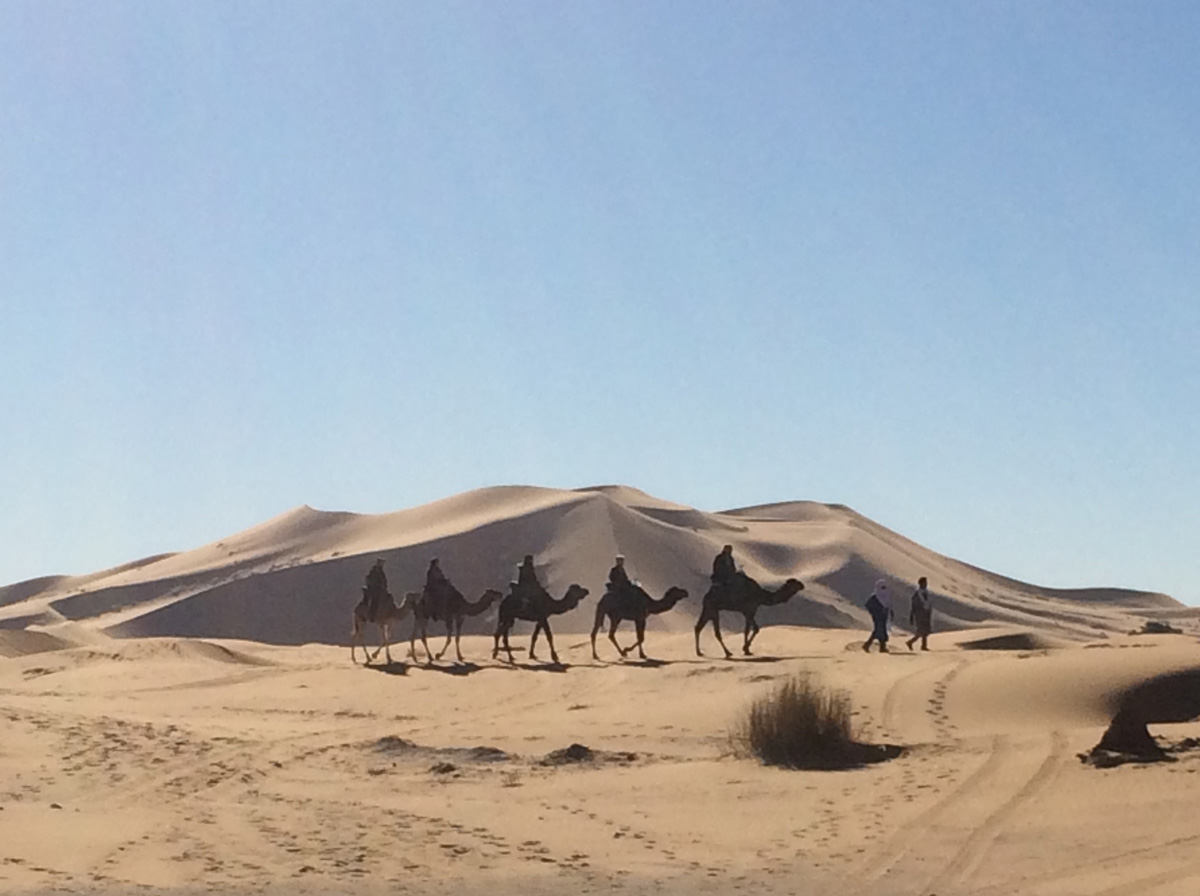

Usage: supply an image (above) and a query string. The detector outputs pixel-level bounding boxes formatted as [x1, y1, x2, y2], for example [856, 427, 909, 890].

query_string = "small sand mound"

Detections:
[959, 632, 1059, 651]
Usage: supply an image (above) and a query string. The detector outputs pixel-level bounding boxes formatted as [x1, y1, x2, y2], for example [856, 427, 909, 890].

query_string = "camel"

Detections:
[694, 574, 805, 658]
[590, 583, 688, 661]
[493, 583, 589, 665]
[410, 582, 503, 664]
[351, 590, 413, 665]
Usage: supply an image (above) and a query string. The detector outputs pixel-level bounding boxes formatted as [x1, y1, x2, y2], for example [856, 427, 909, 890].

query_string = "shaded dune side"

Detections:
[0, 576, 70, 608]
[0, 554, 182, 608]
[106, 499, 602, 643]
[0, 629, 74, 658]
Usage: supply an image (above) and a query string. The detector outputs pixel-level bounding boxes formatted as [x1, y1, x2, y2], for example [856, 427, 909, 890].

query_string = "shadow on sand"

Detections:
[411, 661, 485, 677]
[492, 660, 571, 673]
[362, 661, 409, 676]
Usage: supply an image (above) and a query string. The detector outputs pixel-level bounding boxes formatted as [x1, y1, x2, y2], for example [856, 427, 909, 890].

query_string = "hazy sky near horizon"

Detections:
[3, 2, 1198, 603]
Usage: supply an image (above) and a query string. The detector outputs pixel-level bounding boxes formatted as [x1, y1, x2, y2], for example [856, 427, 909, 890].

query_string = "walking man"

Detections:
[907, 576, 933, 651]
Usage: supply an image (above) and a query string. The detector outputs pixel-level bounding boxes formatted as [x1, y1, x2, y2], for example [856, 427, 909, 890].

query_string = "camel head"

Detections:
[662, 586, 689, 607]
[770, 578, 805, 603]
[478, 588, 503, 609]
[559, 583, 589, 611]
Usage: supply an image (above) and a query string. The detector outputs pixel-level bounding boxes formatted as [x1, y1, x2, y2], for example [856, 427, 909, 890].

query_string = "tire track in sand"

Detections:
[968, 833, 1200, 896]
[863, 733, 1011, 883]
[880, 656, 965, 744]
[921, 729, 1069, 895]
[864, 657, 999, 883]
[1091, 856, 1200, 896]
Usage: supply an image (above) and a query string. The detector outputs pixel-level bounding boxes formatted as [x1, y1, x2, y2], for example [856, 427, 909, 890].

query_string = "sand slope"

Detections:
[0, 485, 1188, 646]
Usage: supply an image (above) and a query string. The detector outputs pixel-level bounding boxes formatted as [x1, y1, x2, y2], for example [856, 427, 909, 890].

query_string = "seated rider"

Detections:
[607, 555, 632, 593]
[711, 545, 737, 587]
[425, 557, 449, 596]
[363, 558, 388, 620]
[514, 554, 544, 606]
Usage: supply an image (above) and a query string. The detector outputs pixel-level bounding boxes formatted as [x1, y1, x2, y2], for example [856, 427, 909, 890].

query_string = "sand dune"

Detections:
[0, 485, 1186, 647]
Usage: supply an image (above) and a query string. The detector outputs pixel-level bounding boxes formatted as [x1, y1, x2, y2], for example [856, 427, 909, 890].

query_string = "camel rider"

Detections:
[517, 555, 539, 589]
[514, 554, 544, 607]
[363, 558, 389, 620]
[711, 545, 737, 587]
[425, 558, 449, 598]
[608, 555, 632, 593]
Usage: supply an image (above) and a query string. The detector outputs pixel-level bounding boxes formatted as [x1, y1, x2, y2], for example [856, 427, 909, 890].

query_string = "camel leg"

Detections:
[529, 621, 542, 662]
[370, 621, 391, 664]
[434, 619, 454, 662]
[504, 623, 516, 663]
[711, 612, 733, 660]
[590, 608, 604, 660]
[634, 618, 648, 660]
[452, 617, 465, 664]
[418, 619, 437, 665]
[492, 620, 506, 661]
[543, 623, 561, 665]
[742, 613, 757, 656]
[609, 618, 627, 657]
[382, 621, 393, 664]
[351, 613, 363, 664]
[493, 619, 515, 664]
[744, 614, 761, 655]
[694, 609, 710, 656]
[368, 621, 387, 663]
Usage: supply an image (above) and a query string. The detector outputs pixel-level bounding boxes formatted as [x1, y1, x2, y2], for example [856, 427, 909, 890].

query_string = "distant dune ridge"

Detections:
[0, 484, 1189, 646]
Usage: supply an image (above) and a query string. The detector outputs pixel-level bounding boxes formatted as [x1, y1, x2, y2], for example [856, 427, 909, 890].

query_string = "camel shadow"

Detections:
[416, 662, 484, 677]
[614, 657, 671, 669]
[363, 661, 409, 676]
[496, 661, 571, 673]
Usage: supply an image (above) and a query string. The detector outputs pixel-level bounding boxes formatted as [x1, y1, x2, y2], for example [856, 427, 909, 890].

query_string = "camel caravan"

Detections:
[351, 545, 806, 667]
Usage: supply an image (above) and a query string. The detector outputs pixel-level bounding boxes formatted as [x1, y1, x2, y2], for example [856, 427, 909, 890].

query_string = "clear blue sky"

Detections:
[2, 2, 1197, 603]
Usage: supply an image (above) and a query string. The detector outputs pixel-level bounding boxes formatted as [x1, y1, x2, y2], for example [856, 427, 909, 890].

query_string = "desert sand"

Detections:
[2, 485, 1199, 895]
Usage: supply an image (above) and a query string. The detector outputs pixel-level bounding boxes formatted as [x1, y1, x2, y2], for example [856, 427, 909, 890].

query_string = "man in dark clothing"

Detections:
[426, 558, 448, 590]
[424, 557, 449, 604]
[607, 555, 631, 592]
[363, 558, 389, 620]
[512, 555, 545, 609]
[711, 545, 737, 586]
[907, 576, 933, 651]
[517, 555, 539, 589]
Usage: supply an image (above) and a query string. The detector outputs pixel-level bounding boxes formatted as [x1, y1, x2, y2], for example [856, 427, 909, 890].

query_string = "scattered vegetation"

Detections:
[731, 673, 860, 769]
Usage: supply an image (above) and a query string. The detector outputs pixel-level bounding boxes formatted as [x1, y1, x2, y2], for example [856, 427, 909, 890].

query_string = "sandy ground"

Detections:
[2, 623, 1199, 896]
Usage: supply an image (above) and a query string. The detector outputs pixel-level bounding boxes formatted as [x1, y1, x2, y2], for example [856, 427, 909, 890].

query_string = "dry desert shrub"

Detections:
[732, 673, 857, 769]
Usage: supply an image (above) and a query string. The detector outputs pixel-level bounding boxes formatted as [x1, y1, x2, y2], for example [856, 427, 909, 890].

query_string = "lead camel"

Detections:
[694, 573, 805, 659]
